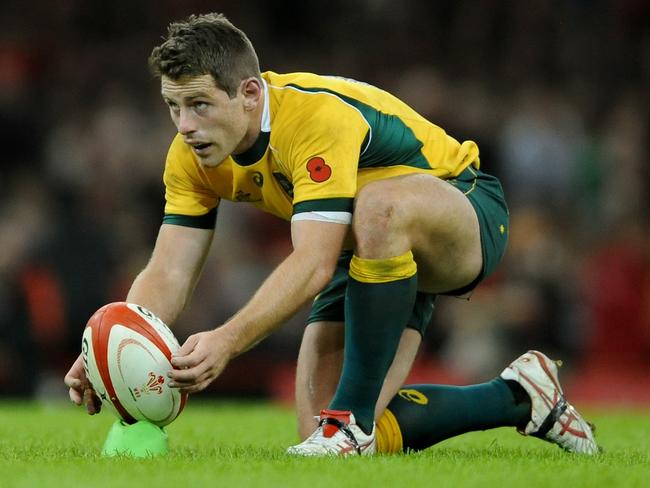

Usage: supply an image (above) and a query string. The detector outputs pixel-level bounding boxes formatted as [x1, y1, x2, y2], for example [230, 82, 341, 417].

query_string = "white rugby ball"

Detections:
[81, 302, 187, 426]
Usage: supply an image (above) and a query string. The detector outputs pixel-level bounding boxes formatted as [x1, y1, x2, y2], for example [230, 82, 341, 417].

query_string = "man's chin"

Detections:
[197, 154, 228, 168]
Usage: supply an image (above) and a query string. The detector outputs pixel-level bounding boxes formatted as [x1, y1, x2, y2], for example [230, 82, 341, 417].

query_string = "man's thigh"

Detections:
[354, 171, 483, 294]
[442, 167, 510, 295]
[311, 168, 508, 302]
[295, 321, 421, 440]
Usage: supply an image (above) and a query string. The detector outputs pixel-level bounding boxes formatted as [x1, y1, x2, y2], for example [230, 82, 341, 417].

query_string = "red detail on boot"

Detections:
[320, 409, 351, 438]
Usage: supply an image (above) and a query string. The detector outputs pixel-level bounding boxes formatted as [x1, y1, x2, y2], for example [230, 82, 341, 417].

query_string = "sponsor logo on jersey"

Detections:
[307, 157, 332, 182]
[273, 172, 294, 197]
[234, 190, 262, 202]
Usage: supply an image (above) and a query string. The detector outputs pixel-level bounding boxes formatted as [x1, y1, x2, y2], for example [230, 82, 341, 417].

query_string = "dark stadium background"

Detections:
[0, 1, 647, 405]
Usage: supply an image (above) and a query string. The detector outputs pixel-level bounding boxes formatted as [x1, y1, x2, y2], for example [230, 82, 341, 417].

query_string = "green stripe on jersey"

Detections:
[163, 208, 217, 229]
[293, 198, 353, 215]
[286, 84, 430, 170]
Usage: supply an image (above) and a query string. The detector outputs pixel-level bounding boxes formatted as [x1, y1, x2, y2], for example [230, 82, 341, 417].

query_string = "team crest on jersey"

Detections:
[306, 157, 332, 183]
[252, 171, 264, 187]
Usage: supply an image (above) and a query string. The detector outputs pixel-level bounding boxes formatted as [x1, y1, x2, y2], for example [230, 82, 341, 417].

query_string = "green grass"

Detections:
[1, 401, 649, 487]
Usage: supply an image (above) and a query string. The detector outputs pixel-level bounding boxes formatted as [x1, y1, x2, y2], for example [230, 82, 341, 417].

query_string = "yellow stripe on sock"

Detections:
[349, 251, 417, 284]
[375, 408, 403, 454]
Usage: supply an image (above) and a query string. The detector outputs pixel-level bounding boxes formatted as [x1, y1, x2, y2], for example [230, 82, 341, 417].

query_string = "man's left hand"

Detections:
[168, 328, 235, 394]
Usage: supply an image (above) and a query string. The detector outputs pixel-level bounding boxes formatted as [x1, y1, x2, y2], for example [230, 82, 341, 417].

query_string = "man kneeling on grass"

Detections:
[65, 13, 599, 457]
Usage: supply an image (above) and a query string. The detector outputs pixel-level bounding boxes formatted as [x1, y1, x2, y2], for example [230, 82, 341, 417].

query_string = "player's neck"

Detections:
[233, 90, 264, 155]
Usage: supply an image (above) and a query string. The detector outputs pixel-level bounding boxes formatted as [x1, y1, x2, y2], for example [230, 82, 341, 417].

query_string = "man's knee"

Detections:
[352, 175, 458, 257]
[352, 181, 411, 256]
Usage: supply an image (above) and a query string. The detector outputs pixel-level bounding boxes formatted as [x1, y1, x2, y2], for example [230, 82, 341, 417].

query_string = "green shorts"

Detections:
[307, 167, 509, 336]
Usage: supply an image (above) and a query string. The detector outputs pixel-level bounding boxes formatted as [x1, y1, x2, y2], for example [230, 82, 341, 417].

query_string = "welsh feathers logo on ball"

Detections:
[81, 302, 187, 427]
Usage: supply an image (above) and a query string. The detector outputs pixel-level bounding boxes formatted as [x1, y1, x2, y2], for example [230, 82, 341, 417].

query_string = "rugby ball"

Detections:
[81, 302, 187, 426]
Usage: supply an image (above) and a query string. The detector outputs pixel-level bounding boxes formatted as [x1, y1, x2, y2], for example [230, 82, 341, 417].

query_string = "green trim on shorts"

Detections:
[307, 167, 508, 335]
[443, 167, 509, 296]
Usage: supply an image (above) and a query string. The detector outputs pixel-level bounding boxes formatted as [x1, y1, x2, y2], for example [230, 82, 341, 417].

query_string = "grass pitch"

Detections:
[1, 401, 649, 488]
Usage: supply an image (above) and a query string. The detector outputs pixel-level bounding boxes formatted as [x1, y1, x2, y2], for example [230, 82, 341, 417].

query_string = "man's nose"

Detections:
[177, 108, 196, 135]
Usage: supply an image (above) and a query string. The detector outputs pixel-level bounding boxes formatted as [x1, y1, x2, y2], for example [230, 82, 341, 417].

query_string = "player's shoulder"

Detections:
[264, 70, 376, 93]
[264, 71, 368, 133]
[264, 70, 332, 90]
[266, 72, 361, 112]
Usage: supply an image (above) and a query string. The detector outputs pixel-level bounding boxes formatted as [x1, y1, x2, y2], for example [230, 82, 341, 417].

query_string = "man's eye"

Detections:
[194, 102, 209, 111]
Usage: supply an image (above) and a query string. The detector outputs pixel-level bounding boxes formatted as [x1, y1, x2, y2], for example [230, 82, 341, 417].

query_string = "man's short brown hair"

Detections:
[149, 13, 261, 98]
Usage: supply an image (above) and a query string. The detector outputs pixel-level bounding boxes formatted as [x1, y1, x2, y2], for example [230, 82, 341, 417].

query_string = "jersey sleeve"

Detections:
[162, 134, 220, 229]
[286, 97, 369, 224]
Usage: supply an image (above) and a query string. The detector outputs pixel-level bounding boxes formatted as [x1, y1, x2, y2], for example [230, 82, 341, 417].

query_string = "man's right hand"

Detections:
[64, 353, 102, 415]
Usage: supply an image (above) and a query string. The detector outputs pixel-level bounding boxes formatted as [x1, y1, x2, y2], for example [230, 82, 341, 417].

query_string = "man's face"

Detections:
[161, 74, 249, 167]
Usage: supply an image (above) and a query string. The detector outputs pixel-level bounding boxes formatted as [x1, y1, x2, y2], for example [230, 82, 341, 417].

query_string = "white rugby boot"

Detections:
[287, 410, 376, 457]
[501, 350, 600, 454]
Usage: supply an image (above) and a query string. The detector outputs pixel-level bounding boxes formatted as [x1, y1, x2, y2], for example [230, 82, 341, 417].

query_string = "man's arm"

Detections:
[64, 222, 214, 410]
[127, 223, 214, 326]
[169, 219, 348, 393]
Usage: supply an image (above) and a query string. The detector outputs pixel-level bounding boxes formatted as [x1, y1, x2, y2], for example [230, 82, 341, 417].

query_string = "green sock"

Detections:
[381, 378, 531, 451]
[329, 252, 418, 434]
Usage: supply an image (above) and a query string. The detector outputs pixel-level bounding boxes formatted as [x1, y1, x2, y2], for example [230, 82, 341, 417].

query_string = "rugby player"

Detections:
[65, 13, 598, 456]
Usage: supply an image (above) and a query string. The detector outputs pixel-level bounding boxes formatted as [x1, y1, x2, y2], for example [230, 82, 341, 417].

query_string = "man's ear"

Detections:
[240, 77, 262, 111]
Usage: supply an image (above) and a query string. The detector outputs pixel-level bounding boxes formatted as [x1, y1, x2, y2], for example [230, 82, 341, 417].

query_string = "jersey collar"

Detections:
[261, 78, 271, 132]
[232, 78, 270, 166]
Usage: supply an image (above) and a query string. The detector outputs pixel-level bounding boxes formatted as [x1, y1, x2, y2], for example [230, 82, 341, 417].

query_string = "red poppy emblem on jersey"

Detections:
[306, 157, 332, 183]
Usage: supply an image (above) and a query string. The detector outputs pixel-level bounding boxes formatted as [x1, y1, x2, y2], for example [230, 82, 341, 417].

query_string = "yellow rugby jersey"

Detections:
[162, 71, 480, 228]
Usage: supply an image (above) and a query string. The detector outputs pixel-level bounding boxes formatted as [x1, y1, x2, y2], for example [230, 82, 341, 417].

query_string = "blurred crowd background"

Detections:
[0, 1, 648, 405]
